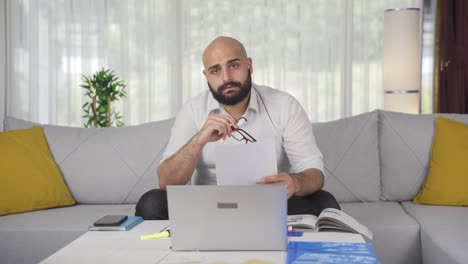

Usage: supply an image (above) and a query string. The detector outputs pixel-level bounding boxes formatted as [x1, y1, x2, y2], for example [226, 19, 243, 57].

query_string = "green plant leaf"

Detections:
[80, 67, 127, 127]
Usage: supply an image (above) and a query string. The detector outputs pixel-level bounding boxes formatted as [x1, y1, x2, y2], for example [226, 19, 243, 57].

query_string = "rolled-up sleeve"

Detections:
[282, 97, 324, 174]
[160, 102, 198, 163]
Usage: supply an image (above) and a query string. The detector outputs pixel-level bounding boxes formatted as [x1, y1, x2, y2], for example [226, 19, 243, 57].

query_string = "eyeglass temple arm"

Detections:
[236, 128, 257, 142]
[236, 117, 247, 123]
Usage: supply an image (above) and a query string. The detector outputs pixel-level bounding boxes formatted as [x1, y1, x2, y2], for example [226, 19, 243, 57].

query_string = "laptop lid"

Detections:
[167, 185, 287, 251]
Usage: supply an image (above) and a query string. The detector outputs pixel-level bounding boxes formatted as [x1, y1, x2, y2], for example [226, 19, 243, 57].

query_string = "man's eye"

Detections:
[210, 69, 220, 75]
[230, 64, 239, 69]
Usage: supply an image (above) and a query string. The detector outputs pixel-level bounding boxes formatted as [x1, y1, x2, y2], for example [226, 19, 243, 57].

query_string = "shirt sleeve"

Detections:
[160, 102, 199, 163]
[282, 96, 324, 174]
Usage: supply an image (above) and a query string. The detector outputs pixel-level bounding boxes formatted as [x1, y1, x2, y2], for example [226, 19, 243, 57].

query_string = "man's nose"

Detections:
[221, 68, 232, 83]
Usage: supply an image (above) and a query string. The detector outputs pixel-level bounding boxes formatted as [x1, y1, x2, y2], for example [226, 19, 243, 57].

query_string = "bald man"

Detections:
[135, 36, 340, 220]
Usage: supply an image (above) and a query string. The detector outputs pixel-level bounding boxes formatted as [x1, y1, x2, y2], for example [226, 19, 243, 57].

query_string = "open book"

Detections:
[287, 208, 373, 240]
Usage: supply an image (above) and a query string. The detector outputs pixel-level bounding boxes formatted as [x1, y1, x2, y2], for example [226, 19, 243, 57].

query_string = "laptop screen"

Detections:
[167, 185, 288, 251]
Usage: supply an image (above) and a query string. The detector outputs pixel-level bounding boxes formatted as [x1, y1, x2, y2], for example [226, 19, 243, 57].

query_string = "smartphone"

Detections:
[93, 215, 128, 226]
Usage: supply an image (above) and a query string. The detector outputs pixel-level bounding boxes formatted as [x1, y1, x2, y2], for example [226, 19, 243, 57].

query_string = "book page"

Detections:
[287, 214, 319, 231]
[316, 208, 373, 240]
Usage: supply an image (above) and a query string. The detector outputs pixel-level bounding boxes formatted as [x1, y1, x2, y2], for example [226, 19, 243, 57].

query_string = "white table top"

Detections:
[41, 220, 365, 264]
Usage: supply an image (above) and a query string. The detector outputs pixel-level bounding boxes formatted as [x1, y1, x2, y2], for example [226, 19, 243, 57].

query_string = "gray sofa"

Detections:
[1, 110, 467, 264]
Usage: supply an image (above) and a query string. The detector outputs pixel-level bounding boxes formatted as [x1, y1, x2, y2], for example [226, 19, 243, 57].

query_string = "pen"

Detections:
[140, 230, 171, 240]
[158, 224, 169, 232]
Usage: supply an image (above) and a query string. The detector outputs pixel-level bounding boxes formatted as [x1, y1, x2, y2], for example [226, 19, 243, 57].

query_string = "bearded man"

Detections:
[135, 36, 340, 220]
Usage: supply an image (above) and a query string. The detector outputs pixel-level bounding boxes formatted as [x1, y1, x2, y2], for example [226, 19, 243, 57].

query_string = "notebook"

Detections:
[88, 216, 143, 231]
[167, 185, 287, 251]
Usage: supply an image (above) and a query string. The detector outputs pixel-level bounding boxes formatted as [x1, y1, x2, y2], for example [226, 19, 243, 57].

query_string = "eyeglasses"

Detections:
[231, 117, 257, 144]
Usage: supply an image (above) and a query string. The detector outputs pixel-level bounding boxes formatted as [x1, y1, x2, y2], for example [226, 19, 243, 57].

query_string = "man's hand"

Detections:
[257, 173, 297, 198]
[193, 115, 239, 145]
[158, 114, 239, 189]
[257, 168, 324, 199]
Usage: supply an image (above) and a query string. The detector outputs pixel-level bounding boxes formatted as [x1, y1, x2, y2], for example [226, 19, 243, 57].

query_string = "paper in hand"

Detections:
[215, 138, 277, 185]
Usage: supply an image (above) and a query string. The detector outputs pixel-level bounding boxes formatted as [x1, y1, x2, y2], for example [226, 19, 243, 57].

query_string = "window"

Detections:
[5, 0, 425, 126]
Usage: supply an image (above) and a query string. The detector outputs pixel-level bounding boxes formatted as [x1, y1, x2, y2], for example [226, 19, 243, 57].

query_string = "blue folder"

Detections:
[287, 241, 380, 264]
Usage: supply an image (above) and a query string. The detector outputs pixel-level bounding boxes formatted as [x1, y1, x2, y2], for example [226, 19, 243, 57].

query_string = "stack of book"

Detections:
[88, 216, 143, 231]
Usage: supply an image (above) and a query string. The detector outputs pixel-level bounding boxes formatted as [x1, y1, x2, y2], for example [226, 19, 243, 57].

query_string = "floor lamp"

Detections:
[383, 8, 421, 114]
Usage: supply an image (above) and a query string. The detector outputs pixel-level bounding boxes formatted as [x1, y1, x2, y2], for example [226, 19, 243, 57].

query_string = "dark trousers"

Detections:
[135, 188, 340, 220]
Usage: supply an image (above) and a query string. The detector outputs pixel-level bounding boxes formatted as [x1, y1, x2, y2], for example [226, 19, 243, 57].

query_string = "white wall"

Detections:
[0, 0, 5, 131]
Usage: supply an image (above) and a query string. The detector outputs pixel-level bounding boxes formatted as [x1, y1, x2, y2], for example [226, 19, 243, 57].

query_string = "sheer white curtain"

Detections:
[5, 0, 421, 126]
[6, 0, 179, 126]
[181, 0, 350, 122]
[0, 0, 5, 131]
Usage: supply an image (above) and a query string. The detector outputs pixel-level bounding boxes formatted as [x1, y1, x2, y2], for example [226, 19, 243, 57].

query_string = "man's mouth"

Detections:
[222, 85, 239, 94]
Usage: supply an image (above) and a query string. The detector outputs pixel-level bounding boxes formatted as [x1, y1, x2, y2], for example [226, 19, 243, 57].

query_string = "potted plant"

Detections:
[81, 68, 127, 127]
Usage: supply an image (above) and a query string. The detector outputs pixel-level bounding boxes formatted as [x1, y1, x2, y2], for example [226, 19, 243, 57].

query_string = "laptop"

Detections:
[167, 185, 287, 251]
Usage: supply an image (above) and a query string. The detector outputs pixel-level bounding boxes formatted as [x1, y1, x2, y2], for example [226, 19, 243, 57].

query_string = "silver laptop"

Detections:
[167, 185, 287, 251]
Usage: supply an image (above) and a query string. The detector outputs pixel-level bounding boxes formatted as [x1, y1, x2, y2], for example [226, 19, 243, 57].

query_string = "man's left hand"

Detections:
[257, 173, 297, 198]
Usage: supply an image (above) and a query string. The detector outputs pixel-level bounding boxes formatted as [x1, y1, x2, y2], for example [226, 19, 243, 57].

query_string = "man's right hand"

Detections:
[193, 115, 239, 145]
[158, 114, 239, 188]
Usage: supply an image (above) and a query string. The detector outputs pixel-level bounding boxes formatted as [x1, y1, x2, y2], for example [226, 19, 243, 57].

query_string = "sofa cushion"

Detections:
[379, 111, 468, 201]
[0, 126, 75, 216]
[313, 110, 380, 202]
[402, 202, 468, 264]
[0, 204, 136, 264]
[340, 202, 421, 264]
[414, 116, 468, 206]
[5, 117, 175, 204]
[0, 204, 136, 231]
[0, 229, 83, 264]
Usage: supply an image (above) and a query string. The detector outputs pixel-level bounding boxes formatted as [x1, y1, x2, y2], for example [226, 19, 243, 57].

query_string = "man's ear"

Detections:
[202, 69, 206, 77]
[247, 57, 253, 74]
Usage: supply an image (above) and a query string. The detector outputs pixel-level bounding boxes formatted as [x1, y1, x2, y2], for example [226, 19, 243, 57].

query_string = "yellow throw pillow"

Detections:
[414, 116, 468, 206]
[0, 126, 75, 215]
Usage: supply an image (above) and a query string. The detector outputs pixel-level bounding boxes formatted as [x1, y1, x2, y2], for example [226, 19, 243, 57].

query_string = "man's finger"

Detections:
[220, 115, 238, 129]
[212, 116, 235, 137]
[213, 115, 238, 129]
[256, 181, 285, 186]
[258, 174, 285, 183]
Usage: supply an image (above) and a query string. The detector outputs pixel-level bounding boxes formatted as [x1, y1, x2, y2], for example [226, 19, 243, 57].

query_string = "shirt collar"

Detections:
[206, 83, 260, 114]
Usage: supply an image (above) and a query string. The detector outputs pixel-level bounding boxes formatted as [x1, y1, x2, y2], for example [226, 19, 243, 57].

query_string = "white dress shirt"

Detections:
[161, 83, 324, 185]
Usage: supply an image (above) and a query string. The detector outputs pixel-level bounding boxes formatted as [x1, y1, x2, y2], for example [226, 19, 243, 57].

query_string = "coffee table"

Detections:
[40, 220, 365, 264]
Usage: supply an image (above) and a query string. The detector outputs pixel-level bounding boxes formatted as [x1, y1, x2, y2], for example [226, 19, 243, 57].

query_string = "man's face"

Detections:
[203, 41, 253, 106]
[207, 69, 252, 106]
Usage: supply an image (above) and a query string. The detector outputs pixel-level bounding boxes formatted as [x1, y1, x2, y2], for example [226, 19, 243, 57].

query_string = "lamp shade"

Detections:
[383, 8, 421, 114]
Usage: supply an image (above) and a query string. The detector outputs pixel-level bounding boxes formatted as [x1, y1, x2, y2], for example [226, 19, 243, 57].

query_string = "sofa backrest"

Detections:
[379, 110, 468, 201]
[6, 111, 382, 205]
[5, 116, 175, 204]
[312, 110, 380, 203]
[9, 110, 465, 205]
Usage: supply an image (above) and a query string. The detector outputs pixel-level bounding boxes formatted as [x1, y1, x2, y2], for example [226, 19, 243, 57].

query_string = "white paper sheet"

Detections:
[215, 139, 277, 185]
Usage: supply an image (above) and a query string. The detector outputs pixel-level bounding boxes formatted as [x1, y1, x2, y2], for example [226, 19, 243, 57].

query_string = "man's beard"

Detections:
[208, 70, 252, 106]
